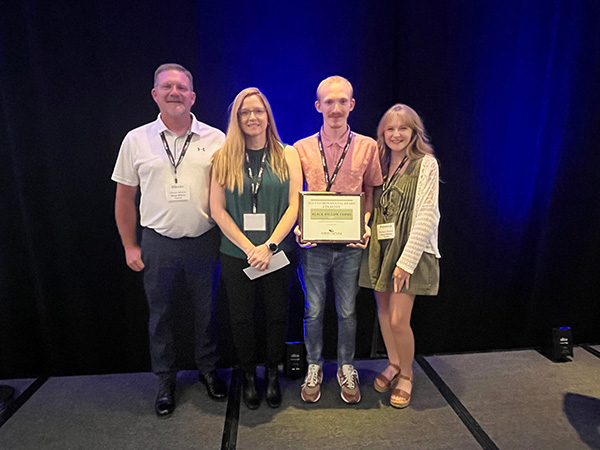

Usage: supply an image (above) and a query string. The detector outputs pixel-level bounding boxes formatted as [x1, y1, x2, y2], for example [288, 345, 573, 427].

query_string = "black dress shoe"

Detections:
[155, 375, 176, 417]
[266, 367, 282, 408]
[242, 369, 260, 410]
[198, 370, 227, 400]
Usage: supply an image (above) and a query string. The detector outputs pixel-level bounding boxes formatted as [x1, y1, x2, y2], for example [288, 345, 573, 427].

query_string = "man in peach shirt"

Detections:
[294, 76, 382, 404]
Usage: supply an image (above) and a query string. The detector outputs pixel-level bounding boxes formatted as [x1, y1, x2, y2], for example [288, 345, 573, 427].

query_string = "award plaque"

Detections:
[299, 192, 365, 244]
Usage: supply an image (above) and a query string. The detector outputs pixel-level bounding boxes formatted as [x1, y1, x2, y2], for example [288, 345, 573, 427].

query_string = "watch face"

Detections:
[269, 243, 278, 252]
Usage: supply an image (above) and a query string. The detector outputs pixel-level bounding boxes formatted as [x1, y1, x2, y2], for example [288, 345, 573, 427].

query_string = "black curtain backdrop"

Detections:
[1, 0, 599, 378]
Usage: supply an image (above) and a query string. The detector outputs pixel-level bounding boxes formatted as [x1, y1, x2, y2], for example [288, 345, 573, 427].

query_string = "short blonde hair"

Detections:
[316, 75, 354, 101]
[377, 104, 434, 175]
[212, 88, 288, 193]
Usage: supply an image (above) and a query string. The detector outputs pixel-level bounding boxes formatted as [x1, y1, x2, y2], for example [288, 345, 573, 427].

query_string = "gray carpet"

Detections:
[236, 361, 480, 450]
[425, 348, 600, 449]
[2, 350, 600, 449]
[0, 370, 230, 450]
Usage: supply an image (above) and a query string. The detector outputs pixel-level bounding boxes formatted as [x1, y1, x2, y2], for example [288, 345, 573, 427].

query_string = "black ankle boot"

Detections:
[155, 375, 176, 417]
[243, 369, 259, 410]
[266, 367, 282, 408]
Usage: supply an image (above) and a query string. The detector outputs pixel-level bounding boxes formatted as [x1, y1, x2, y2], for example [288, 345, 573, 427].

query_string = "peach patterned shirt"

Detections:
[294, 126, 383, 193]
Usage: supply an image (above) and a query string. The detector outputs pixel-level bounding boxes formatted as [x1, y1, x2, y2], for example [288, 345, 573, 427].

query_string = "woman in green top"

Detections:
[359, 104, 440, 409]
[210, 88, 302, 409]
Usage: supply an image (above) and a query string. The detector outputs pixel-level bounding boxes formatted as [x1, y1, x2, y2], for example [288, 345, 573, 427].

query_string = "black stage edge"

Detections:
[415, 355, 499, 450]
[221, 369, 242, 450]
[581, 344, 600, 359]
[0, 377, 48, 429]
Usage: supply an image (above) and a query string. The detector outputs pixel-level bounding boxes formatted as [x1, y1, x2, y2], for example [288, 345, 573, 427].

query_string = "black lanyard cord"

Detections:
[318, 131, 353, 192]
[245, 150, 267, 213]
[380, 156, 409, 216]
[160, 132, 193, 184]
[382, 156, 408, 192]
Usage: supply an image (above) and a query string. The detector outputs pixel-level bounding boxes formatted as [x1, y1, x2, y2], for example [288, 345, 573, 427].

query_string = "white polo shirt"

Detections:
[112, 114, 225, 239]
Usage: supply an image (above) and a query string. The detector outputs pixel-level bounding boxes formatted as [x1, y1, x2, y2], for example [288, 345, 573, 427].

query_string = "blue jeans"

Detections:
[300, 245, 362, 368]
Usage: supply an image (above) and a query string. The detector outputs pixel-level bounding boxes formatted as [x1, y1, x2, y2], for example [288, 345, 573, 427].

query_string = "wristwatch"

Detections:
[266, 242, 278, 253]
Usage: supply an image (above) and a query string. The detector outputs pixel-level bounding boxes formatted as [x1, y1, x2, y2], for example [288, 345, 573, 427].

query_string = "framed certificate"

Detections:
[299, 192, 365, 244]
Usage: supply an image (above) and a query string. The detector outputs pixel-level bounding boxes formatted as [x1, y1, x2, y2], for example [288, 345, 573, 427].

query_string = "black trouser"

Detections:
[141, 227, 219, 375]
[220, 252, 289, 372]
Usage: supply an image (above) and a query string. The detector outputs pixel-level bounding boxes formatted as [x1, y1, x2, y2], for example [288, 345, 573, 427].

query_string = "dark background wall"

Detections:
[1, 0, 599, 378]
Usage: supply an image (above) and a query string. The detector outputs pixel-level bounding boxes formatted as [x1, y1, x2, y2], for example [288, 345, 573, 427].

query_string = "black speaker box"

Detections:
[550, 327, 573, 362]
[285, 341, 306, 379]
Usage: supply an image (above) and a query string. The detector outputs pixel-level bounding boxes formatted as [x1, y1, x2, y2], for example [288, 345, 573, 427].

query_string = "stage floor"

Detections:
[1, 346, 599, 449]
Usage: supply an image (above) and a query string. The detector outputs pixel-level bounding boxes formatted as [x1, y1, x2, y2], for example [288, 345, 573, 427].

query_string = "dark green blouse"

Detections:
[220, 146, 294, 259]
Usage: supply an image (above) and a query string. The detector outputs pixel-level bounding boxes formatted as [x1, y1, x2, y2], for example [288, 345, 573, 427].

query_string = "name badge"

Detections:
[166, 184, 190, 202]
[243, 213, 266, 231]
[377, 223, 395, 240]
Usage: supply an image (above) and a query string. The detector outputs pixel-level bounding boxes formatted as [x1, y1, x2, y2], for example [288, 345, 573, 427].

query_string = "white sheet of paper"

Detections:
[243, 250, 290, 280]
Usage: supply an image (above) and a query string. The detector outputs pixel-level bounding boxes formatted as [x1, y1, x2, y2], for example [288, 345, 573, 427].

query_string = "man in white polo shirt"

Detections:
[112, 63, 226, 417]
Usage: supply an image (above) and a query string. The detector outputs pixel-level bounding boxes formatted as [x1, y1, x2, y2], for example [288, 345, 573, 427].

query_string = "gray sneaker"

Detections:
[301, 364, 323, 403]
[337, 364, 361, 404]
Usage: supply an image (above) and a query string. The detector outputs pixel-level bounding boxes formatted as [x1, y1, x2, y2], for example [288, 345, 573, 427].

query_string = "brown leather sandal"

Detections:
[390, 374, 412, 408]
[374, 363, 401, 393]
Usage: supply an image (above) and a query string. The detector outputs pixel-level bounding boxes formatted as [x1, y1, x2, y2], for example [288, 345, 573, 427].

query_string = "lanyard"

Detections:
[380, 156, 408, 217]
[383, 156, 408, 192]
[317, 131, 353, 191]
[160, 132, 193, 184]
[245, 150, 267, 213]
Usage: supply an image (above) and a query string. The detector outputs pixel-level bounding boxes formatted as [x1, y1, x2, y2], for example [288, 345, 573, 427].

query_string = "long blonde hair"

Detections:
[377, 104, 434, 176]
[212, 88, 288, 193]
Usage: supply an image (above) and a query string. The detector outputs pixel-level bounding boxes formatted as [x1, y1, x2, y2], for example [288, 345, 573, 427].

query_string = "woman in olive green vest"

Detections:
[210, 88, 302, 409]
[359, 104, 441, 408]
